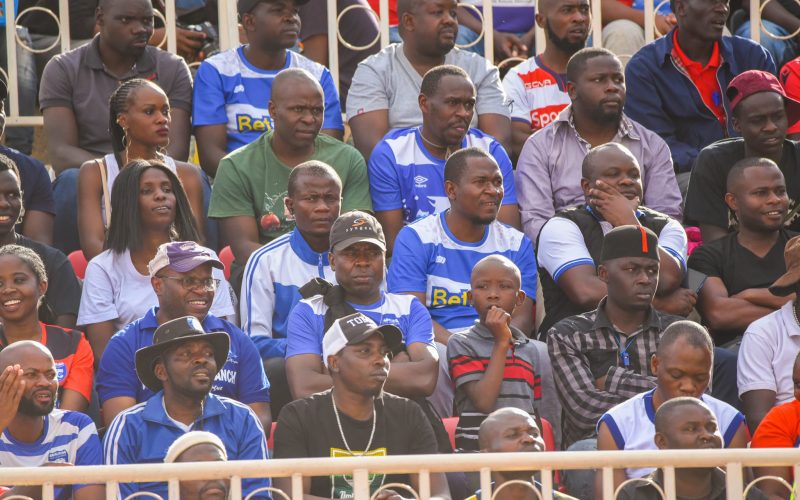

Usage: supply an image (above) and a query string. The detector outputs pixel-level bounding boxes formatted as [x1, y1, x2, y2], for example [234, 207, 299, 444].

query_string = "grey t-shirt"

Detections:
[346, 43, 509, 128]
[39, 36, 193, 158]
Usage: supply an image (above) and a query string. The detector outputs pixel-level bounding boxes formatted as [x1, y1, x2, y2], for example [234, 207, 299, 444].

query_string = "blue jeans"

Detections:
[0, 26, 37, 155]
[736, 19, 798, 69]
[52, 168, 219, 255]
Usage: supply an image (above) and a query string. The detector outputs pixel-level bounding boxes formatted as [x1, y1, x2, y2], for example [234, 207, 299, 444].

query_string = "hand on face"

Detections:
[588, 179, 640, 226]
[485, 305, 513, 345]
[0, 364, 24, 432]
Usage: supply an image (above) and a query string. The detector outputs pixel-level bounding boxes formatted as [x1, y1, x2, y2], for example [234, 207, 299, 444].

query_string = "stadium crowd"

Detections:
[4, 0, 800, 497]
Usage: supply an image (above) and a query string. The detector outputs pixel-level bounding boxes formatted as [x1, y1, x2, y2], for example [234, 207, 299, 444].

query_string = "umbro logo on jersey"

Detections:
[414, 175, 428, 188]
[233, 84, 245, 93]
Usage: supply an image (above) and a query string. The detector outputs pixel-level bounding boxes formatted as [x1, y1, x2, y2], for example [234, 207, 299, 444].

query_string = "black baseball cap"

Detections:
[600, 225, 660, 263]
[329, 211, 386, 253]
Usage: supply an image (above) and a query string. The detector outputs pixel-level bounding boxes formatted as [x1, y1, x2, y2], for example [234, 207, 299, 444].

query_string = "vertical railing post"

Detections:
[750, 0, 761, 43]
[379, 0, 390, 47]
[482, 0, 494, 62]
[218, 0, 240, 52]
[327, 0, 340, 93]
[58, 0, 70, 51]
[353, 469, 370, 500]
[725, 462, 744, 499]
[165, 0, 177, 55]
[663, 467, 677, 500]
[5, 0, 18, 121]
[644, 0, 655, 43]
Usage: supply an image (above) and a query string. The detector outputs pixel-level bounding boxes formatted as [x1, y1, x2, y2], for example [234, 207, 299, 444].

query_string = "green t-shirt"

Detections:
[209, 131, 373, 242]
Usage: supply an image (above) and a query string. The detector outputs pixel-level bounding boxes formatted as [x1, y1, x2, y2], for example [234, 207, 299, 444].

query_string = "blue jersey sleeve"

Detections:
[96, 331, 139, 404]
[387, 228, 428, 293]
[234, 332, 272, 403]
[491, 140, 517, 205]
[237, 406, 271, 499]
[285, 301, 325, 358]
[368, 140, 403, 212]
[103, 412, 140, 498]
[252, 336, 288, 359]
[192, 60, 228, 126]
[73, 416, 103, 491]
[516, 236, 538, 300]
[404, 298, 435, 346]
[319, 69, 344, 131]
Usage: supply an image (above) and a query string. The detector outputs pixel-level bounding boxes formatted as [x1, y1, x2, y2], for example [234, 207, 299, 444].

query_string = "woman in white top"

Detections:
[77, 159, 235, 363]
[77, 78, 205, 260]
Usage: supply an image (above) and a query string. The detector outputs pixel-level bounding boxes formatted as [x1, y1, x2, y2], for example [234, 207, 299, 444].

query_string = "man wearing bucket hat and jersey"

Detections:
[103, 316, 270, 500]
[274, 312, 451, 500]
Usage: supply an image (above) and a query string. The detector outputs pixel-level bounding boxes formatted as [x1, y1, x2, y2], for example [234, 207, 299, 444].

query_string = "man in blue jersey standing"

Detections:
[0, 341, 104, 500]
[193, 0, 344, 176]
[369, 65, 521, 253]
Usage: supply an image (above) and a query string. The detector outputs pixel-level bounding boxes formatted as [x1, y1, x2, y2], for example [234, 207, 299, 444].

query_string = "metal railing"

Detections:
[0, 448, 800, 500]
[0, 0, 776, 127]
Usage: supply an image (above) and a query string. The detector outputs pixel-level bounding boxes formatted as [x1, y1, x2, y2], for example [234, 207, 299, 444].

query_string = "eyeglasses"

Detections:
[156, 275, 220, 291]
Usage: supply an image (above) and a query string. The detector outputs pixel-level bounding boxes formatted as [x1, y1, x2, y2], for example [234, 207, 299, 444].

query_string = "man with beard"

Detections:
[103, 316, 270, 499]
[624, 0, 775, 180]
[274, 312, 451, 500]
[164, 431, 231, 500]
[39, 0, 193, 254]
[617, 398, 768, 500]
[502, 0, 590, 158]
[369, 66, 520, 253]
[0, 341, 104, 500]
[97, 241, 271, 429]
[536, 143, 691, 336]
[346, 0, 511, 161]
[516, 48, 681, 244]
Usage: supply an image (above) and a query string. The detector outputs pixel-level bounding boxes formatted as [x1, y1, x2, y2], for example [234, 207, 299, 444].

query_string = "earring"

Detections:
[121, 128, 131, 165]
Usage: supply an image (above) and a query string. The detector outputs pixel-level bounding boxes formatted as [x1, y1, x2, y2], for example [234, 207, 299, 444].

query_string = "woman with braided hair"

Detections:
[77, 78, 205, 260]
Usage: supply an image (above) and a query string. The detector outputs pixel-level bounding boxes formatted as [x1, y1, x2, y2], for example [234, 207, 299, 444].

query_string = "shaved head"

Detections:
[271, 68, 323, 103]
[726, 157, 782, 193]
[581, 142, 639, 179]
[478, 408, 536, 450]
[0, 341, 53, 371]
[471, 255, 521, 288]
[655, 397, 712, 434]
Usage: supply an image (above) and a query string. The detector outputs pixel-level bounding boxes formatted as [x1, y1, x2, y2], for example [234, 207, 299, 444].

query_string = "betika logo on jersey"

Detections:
[236, 113, 273, 133]
[431, 286, 469, 307]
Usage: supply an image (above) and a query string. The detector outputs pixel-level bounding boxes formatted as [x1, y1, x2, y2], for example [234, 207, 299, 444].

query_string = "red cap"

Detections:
[781, 60, 800, 134]
[727, 70, 800, 133]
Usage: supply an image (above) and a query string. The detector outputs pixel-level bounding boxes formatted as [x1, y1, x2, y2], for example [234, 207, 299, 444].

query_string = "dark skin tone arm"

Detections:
[600, 0, 677, 33]
[350, 110, 389, 162]
[286, 343, 438, 399]
[59, 388, 89, 413]
[20, 211, 53, 246]
[43, 108, 97, 175]
[102, 396, 137, 428]
[375, 210, 405, 257]
[497, 204, 522, 231]
[753, 466, 794, 499]
[167, 108, 191, 162]
[52, 314, 77, 330]
[698, 223, 730, 244]
[742, 0, 800, 35]
[462, 306, 513, 413]
[248, 402, 272, 438]
[175, 162, 206, 243]
[85, 320, 117, 370]
[742, 389, 777, 434]
[195, 125, 229, 178]
[595, 422, 628, 493]
[696, 277, 789, 333]
[219, 216, 262, 265]
[510, 121, 533, 161]
[477, 114, 512, 156]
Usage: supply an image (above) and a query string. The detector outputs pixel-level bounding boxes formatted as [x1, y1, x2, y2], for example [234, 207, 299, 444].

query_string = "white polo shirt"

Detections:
[738, 300, 800, 403]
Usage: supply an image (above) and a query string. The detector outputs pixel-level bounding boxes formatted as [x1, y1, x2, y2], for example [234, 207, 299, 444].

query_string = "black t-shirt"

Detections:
[685, 138, 800, 231]
[13, 234, 81, 322]
[274, 390, 438, 499]
[688, 229, 796, 343]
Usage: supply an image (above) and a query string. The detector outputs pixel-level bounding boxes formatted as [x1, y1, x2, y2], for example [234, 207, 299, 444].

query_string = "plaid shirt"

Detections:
[547, 299, 683, 447]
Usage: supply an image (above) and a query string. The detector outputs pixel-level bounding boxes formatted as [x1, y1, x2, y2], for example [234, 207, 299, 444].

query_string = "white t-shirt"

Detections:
[101, 154, 178, 225]
[738, 300, 800, 403]
[77, 249, 235, 331]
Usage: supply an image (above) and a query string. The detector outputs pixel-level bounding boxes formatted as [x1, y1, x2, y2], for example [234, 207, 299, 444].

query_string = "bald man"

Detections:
[193, 0, 344, 176]
[689, 158, 796, 345]
[536, 142, 692, 336]
[0, 342, 104, 500]
[469, 408, 576, 500]
[209, 68, 373, 266]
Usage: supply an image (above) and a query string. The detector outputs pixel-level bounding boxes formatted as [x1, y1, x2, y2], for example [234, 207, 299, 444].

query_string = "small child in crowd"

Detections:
[447, 255, 559, 452]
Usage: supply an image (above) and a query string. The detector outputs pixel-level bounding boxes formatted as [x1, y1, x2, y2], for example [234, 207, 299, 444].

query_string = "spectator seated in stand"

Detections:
[346, 0, 511, 161]
[0, 246, 93, 413]
[599, 0, 675, 63]
[240, 162, 342, 416]
[192, 0, 344, 177]
[750, 352, 800, 499]
[516, 48, 682, 244]
[208, 68, 371, 268]
[78, 160, 235, 364]
[616, 398, 768, 500]
[40, 0, 192, 254]
[0, 153, 81, 329]
[103, 316, 270, 499]
[273, 312, 451, 500]
[0, 80, 55, 246]
[0, 341, 104, 500]
[536, 143, 691, 337]
[501, 0, 590, 158]
[738, 235, 800, 432]
[447, 255, 559, 452]
[78, 78, 206, 261]
[596, 321, 748, 492]
[163, 431, 231, 500]
[686, 70, 800, 243]
[468, 408, 577, 500]
[369, 66, 520, 253]
[689, 158, 796, 345]
[97, 241, 271, 430]
[624, 0, 775, 187]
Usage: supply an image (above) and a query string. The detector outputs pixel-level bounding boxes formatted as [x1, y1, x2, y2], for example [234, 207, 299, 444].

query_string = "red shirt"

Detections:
[672, 30, 726, 130]
[752, 399, 800, 449]
[367, 0, 398, 26]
